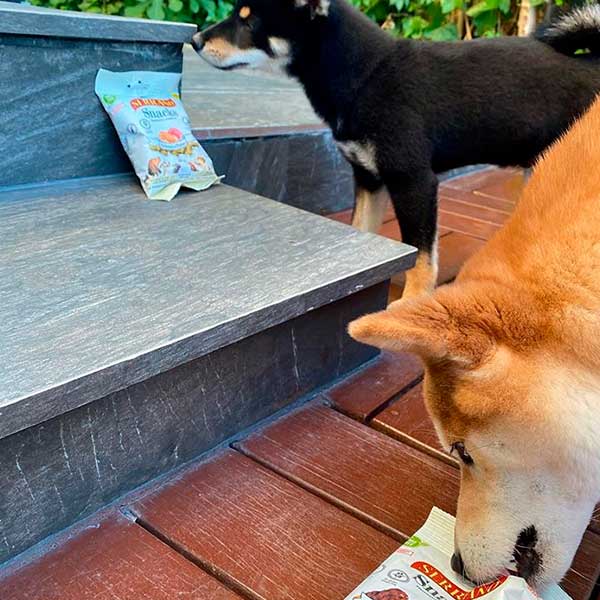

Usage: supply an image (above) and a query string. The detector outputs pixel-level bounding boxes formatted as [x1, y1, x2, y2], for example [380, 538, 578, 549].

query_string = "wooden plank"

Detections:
[439, 197, 510, 227]
[236, 404, 459, 538]
[563, 529, 600, 600]
[371, 383, 456, 466]
[438, 209, 501, 241]
[436, 232, 486, 284]
[379, 219, 402, 241]
[131, 450, 398, 600]
[0, 512, 239, 600]
[326, 351, 423, 421]
[473, 171, 526, 204]
[391, 231, 485, 294]
[438, 187, 515, 214]
[443, 168, 521, 195]
[593, 512, 600, 536]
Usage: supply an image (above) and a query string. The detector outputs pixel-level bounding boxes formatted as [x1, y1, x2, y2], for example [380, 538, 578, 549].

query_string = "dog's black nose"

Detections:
[451, 552, 465, 577]
[191, 32, 205, 52]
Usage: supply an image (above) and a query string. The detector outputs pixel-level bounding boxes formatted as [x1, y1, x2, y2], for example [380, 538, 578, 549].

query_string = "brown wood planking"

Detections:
[236, 404, 459, 539]
[0, 512, 240, 600]
[327, 208, 353, 225]
[438, 187, 515, 214]
[391, 231, 486, 295]
[131, 450, 399, 600]
[443, 168, 522, 196]
[326, 351, 423, 421]
[563, 529, 600, 600]
[436, 232, 486, 284]
[378, 219, 402, 241]
[473, 172, 526, 204]
[439, 197, 510, 226]
[439, 209, 501, 241]
[594, 512, 600, 536]
[370, 382, 456, 466]
[236, 405, 598, 600]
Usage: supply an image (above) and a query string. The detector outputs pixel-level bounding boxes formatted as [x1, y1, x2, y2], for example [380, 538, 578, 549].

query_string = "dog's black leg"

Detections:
[350, 166, 387, 233]
[386, 170, 439, 299]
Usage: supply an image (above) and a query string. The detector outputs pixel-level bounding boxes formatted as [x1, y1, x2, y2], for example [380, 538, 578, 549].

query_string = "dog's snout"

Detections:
[451, 552, 465, 577]
[191, 32, 205, 52]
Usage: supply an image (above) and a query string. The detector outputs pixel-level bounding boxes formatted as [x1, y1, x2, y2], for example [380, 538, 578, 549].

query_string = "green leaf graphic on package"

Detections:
[103, 94, 117, 105]
[404, 535, 429, 548]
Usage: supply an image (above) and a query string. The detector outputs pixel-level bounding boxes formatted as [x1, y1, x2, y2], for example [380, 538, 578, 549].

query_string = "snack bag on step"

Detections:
[95, 69, 221, 201]
[345, 508, 571, 600]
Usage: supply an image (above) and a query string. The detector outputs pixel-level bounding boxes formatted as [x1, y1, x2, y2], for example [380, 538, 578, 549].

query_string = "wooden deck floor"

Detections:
[2, 168, 599, 600]
[328, 166, 525, 299]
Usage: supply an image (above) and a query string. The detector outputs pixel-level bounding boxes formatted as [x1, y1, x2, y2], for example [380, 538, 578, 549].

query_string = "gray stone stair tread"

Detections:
[182, 47, 322, 135]
[0, 1, 195, 42]
[0, 176, 414, 440]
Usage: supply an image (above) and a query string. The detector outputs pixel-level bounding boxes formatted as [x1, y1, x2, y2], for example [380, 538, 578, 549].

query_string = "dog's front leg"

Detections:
[351, 185, 388, 233]
[386, 170, 439, 300]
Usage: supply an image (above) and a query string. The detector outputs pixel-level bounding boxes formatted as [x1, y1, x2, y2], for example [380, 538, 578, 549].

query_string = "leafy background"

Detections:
[28, 0, 580, 39]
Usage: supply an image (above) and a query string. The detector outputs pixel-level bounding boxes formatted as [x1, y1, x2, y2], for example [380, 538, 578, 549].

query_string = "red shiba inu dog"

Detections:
[349, 98, 600, 589]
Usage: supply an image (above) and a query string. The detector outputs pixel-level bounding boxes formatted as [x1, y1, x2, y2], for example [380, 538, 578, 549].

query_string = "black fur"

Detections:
[195, 0, 600, 287]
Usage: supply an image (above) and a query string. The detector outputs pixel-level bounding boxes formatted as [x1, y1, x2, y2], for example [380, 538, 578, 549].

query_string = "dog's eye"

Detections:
[451, 442, 474, 465]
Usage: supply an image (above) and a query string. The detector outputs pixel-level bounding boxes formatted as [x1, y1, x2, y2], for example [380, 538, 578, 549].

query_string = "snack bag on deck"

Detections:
[95, 69, 221, 201]
[345, 508, 571, 600]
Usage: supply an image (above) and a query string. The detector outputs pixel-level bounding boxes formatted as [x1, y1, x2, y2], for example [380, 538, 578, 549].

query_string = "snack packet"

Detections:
[345, 508, 570, 600]
[95, 69, 221, 201]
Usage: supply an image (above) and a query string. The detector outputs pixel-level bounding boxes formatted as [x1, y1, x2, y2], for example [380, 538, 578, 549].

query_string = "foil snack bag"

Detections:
[345, 508, 570, 600]
[95, 69, 221, 201]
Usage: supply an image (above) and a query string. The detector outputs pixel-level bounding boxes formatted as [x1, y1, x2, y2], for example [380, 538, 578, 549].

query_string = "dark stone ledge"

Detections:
[0, 178, 415, 440]
[0, 283, 386, 564]
[0, 2, 196, 43]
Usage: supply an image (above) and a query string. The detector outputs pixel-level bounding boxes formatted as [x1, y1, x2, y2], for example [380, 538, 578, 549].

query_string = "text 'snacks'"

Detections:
[95, 69, 221, 201]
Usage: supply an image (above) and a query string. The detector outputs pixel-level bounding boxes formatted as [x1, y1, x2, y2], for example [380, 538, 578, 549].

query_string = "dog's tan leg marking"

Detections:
[351, 187, 388, 233]
[398, 250, 438, 301]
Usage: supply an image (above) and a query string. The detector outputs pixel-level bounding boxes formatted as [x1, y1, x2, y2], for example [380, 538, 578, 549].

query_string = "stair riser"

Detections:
[203, 131, 354, 215]
[0, 283, 386, 564]
[0, 35, 183, 187]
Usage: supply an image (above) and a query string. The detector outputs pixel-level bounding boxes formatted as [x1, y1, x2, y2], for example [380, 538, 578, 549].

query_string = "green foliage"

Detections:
[352, 0, 525, 39]
[29, 0, 233, 26]
[28, 0, 568, 40]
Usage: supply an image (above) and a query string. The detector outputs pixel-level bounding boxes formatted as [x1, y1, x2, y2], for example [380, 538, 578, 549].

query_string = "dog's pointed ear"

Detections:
[294, 0, 330, 18]
[348, 294, 493, 367]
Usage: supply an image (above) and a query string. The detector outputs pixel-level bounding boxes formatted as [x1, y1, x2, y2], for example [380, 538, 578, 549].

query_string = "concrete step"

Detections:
[0, 174, 414, 563]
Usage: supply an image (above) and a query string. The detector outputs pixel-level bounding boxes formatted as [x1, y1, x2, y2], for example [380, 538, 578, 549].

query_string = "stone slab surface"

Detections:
[0, 35, 183, 186]
[204, 131, 354, 215]
[0, 284, 383, 563]
[183, 46, 321, 134]
[0, 2, 195, 42]
[0, 177, 414, 439]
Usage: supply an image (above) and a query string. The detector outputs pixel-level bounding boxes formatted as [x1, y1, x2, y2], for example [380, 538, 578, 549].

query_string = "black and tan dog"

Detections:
[192, 2, 600, 297]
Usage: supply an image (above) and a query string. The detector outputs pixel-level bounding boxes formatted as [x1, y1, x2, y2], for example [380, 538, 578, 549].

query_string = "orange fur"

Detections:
[350, 95, 600, 423]
[348, 98, 600, 586]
